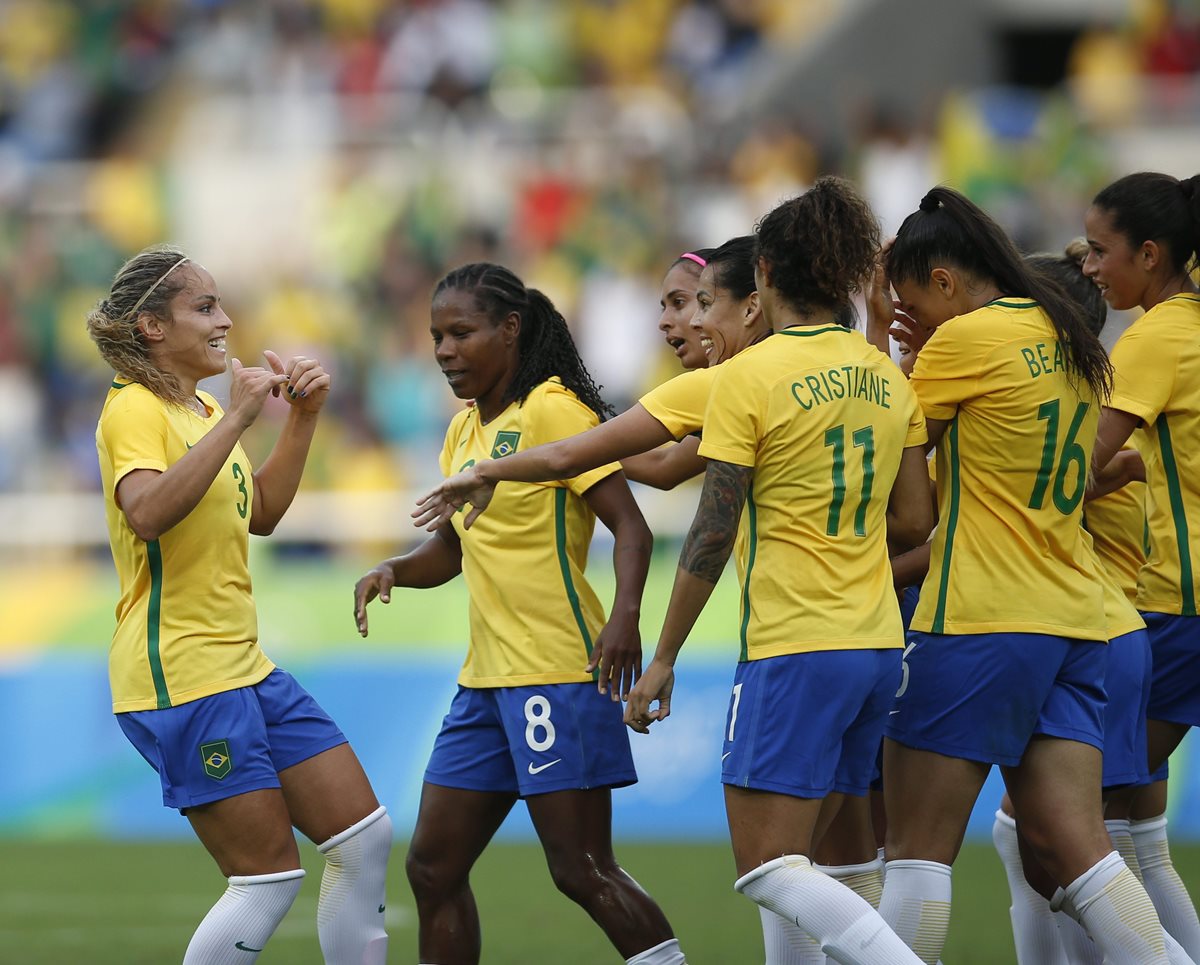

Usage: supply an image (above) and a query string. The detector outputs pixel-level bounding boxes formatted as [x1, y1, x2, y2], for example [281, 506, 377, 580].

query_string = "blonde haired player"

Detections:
[88, 246, 390, 964]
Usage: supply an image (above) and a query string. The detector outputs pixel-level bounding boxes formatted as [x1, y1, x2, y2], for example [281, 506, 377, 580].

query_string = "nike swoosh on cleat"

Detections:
[235, 941, 263, 952]
[527, 759, 562, 775]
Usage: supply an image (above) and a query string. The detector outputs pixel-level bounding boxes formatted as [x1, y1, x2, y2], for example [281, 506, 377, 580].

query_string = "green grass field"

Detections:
[7, 839, 1199, 963]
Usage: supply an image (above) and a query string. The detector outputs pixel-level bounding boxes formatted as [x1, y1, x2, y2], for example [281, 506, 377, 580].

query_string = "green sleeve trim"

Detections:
[931, 419, 961, 633]
[739, 487, 758, 663]
[554, 489, 595, 662]
[145, 540, 172, 709]
[1156, 416, 1195, 615]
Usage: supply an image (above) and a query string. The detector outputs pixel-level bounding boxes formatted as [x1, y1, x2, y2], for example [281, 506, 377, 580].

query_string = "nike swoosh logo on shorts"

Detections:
[528, 759, 562, 775]
[889, 709, 900, 715]
[721, 752, 732, 762]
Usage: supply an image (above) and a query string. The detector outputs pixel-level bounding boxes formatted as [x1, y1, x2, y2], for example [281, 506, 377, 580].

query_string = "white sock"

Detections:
[1056, 851, 1168, 964]
[1109, 819, 1145, 883]
[877, 859, 952, 964]
[992, 810, 1067, 963]
[1054, 910, 1103, 964]
[625, 937, 686, 964]
[736, 854, 922, 965]
[183, 868, 305, 964]
[761, 905, 825, 963]
[1133, 816, 1200, 959]
[818, 859, 885, 909]
[317, 805, 392, 965]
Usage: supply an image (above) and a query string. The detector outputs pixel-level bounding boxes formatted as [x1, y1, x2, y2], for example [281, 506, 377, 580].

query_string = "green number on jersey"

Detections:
[824, 423, 877, 537]
[1028, 399, 1090, 514]
[232, 463, 248, 519]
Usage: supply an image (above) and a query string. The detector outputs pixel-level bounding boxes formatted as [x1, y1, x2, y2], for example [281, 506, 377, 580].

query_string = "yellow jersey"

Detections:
[441, 379, 620, 687]
[96, 380, 273, 713]
[639, 366, 716, 439]
[1084, 476, 1149, 607]
[699, 326, 926, 660]
[909, 300, 1107, 639]
[1108, 294, 1200, 615]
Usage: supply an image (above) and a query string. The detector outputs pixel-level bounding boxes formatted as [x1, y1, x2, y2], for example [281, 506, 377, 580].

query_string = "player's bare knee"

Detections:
[546, 854, 617, 905]
[405, 848, 464, 904]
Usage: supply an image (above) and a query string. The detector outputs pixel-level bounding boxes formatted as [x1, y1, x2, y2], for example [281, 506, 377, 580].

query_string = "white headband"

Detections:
[129, 256, 189, 317]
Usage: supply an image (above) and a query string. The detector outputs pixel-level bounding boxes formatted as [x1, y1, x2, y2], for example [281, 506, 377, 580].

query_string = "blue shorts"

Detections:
[425, 683, 637, 797]
[886, 631, 1106, 767]
[898, 585, 921, 633]
[1102, 629, 1152, 789]
[721, 649, 901, 798]
[1143, 612, 1200, 728]
[117, 669, 347, 810]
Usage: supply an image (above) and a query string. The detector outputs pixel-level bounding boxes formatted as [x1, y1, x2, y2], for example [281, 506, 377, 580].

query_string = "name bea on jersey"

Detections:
[791, 365, 892, 411]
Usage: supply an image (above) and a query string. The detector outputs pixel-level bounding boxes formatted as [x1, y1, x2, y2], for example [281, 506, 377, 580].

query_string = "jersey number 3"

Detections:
[232, 463, 249, 519]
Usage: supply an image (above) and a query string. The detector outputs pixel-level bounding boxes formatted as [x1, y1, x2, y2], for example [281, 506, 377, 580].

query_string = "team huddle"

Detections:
[88, 169, 1200, 964]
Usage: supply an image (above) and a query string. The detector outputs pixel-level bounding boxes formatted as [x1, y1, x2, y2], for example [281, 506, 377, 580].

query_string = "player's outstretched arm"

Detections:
[353, 525, 462, 637]
[626, 460, 751, 733]
[620, 434, 705, 490]
[412, 404, 675, 530]
[583, 472, 653, 702]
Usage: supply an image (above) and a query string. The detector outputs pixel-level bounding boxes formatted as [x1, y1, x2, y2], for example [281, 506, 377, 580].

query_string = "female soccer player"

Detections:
[411, 235, 769, 554]
[876, 187, 1172, 964]
[625, 178, 933, 964]
[658, 249, 715, 370]
[1085, 171, 1200, 959]
[88, 246, 390, 964]
[985, 243, 1160, 963]
[353, 263, 686, 965]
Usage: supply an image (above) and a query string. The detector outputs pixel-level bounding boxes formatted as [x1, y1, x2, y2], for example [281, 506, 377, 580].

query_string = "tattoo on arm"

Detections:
[679, 461, 752, 583]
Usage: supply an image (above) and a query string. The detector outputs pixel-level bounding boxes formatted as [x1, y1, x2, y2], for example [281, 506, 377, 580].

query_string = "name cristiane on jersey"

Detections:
[791, 366, 892, 412]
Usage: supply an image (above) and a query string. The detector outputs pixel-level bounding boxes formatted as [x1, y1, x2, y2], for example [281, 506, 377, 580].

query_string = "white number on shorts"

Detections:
[895, 641, 917, 699]
[727, 683, 744, 742]
[524, 695, 556, 752]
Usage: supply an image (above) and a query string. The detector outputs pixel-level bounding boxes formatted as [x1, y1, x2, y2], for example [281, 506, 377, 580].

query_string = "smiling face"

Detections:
[658, 262, 707, 369]
[1083, 204, 1150, 312]
[430, 287, 518, 417]
[147, 263, 231, 386]
[691, 264, 761, 365]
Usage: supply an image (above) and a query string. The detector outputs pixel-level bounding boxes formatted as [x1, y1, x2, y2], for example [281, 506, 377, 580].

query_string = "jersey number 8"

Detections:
[524, 695, 556, 752]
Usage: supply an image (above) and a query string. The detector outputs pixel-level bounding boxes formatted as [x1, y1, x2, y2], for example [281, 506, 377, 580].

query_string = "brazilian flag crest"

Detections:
[200, 740, 232, 780]
[491, 431, 521, 458]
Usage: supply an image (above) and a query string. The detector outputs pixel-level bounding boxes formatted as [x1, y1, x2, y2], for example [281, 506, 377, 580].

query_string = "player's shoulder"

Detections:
[1138, 294, 1200, 334]
[101, 379, 164, 422]
[524, 377, 597, 419]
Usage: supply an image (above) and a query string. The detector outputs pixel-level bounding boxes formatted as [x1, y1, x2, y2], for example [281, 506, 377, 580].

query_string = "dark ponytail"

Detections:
[755, 176, 880, 319]
[1025, 239, 1106, 338]
[1093, 171, 1200, 276]
[888, 186, 1112, 400]
[433, 263, 613, 419]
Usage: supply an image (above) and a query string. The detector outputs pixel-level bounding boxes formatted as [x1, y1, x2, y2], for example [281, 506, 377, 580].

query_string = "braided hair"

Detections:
[888, 186, 1112, 401]
[433, 263, 613, 419]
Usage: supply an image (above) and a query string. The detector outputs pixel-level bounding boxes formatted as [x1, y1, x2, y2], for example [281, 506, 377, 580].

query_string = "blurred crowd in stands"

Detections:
[0, 0, 1197, 501]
